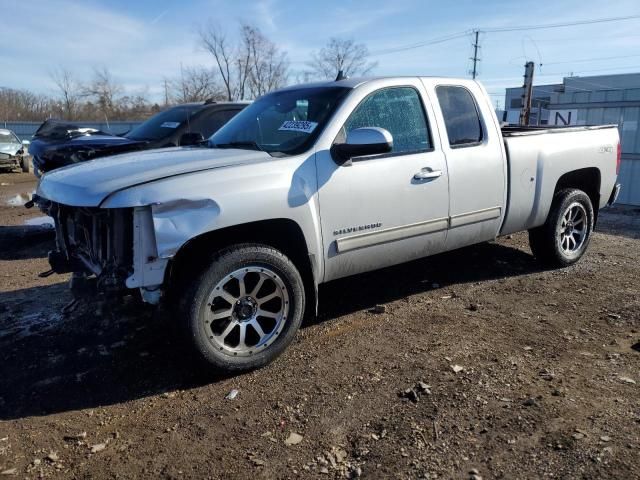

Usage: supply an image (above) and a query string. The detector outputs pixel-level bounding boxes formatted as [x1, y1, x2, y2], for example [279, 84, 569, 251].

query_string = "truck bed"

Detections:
[500, 124, 619, 236]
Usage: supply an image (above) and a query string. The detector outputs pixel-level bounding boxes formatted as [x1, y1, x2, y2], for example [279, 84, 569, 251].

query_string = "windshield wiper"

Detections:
[212, 140, 264, 152]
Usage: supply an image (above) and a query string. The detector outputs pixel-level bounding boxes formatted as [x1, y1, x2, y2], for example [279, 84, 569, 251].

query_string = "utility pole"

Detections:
[163, 78, 169, 107]
[519, 61, 535, 126]
[470, 30, 481, 79]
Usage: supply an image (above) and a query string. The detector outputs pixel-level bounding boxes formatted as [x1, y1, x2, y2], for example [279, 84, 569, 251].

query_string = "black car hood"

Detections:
[28, 120, 149, 172]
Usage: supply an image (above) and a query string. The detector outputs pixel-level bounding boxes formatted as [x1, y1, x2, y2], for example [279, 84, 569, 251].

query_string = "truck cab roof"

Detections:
[278, 76, 478, 91]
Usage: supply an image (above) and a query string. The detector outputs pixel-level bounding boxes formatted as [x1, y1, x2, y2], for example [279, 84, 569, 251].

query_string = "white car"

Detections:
[0, 128, 30, 172]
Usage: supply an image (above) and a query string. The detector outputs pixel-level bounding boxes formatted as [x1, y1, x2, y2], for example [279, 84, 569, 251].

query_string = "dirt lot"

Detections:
[0, 173, 638, 479]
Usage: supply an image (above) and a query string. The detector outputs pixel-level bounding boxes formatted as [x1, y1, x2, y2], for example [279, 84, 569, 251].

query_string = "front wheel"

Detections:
[528, 188, 594, 267]
[20, 156, 31, 173]
[181, 244, 305, 373]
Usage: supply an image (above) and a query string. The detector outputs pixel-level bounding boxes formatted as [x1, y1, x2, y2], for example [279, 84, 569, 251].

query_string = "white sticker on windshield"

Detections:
[160, 121, 180, 128]
[278, 120, 318, 134]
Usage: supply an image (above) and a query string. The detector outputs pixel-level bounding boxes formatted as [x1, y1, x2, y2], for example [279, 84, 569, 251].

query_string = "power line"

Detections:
[368, 31, 470, 56]
[480, 14, 640, 33]
[290, 14, 640, 71]
[287, 31, 470, 64]
[543, 65, 640, 76]
[543, 53, 640, 66]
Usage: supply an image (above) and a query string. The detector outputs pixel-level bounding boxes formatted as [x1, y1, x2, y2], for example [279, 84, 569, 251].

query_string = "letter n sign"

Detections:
[549, 109, 578, 126]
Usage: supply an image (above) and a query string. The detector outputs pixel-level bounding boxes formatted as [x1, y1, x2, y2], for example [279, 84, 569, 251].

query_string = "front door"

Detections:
[315, 82, 450, 282]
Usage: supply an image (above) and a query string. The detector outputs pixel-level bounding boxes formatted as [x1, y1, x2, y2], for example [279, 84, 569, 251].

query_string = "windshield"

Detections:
[209, 86, 351, 155]
[0, 131, 19, 144]
[126, 105, 202, 141]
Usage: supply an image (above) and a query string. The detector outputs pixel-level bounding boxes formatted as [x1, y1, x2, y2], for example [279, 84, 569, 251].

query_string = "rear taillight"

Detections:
[616, 142, 622, 175]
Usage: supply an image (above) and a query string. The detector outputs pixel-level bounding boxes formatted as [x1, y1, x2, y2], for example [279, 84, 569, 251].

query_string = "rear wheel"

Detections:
[181, 244, 305, 373]
[528, 188, 594, 267]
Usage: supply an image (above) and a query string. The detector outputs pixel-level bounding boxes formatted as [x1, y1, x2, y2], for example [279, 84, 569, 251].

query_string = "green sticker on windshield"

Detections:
[278, 121, 318, 134]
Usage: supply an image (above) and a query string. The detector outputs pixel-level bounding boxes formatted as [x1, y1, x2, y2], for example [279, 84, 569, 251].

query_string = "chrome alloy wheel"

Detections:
[557, 202, 588, 254]
[203, 266, 289, 357]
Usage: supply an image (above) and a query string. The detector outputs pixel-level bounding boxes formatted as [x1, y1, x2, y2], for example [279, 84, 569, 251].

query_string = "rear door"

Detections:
[426, 82, 506, 250]
[315, 80, 450, 282]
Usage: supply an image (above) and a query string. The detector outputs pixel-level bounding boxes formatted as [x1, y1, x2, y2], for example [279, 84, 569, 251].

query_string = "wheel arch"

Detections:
[165, 218, 318, 316]
[553, 167, 601, 226]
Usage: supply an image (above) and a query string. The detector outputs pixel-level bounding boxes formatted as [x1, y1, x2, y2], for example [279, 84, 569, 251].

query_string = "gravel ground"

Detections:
[0, 173, 638, 479]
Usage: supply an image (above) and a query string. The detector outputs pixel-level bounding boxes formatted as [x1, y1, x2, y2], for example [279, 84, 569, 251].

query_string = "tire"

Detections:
[21, 156, 31, 173]
[528, 188, 594, 267]
[181, 244, 305, 373]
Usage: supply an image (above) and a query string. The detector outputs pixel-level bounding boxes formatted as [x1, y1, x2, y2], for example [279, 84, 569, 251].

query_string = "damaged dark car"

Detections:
[28, 100, 247, 176]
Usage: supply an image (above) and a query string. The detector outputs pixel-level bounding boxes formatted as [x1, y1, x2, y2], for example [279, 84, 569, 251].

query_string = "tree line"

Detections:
[0, 22, 377, 123]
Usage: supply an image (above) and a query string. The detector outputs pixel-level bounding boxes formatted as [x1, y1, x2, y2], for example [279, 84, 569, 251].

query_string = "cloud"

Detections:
[253, 0, 278, 31]
[0, 0, 210, 98]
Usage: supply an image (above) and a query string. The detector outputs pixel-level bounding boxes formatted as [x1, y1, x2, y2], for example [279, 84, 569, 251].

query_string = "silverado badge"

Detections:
[333, 222, 382, 236]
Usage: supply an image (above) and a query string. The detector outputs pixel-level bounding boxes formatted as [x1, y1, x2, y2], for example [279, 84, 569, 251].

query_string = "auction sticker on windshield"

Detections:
[278, 120, 318, 134]
[160, 122, 181, 128]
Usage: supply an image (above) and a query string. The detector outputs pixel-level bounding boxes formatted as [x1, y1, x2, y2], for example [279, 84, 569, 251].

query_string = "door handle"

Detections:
[414, 168, 443, 180]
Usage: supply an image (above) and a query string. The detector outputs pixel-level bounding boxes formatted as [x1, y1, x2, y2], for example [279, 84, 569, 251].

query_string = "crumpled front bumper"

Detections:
[0, 153, 21, 167]
[44, 201, 169, 305]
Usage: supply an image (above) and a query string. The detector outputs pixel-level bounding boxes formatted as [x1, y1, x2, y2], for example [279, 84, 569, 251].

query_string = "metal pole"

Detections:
[471, 30, 480, 79]
[519, 61, 535, 126]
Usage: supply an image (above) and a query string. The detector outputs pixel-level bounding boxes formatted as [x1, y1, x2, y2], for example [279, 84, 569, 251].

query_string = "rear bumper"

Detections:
[607, 183, 621, 206]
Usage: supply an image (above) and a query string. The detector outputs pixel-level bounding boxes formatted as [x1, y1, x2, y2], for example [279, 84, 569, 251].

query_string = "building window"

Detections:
[625, 89, 640, 101]
[606, 90, 624, 102]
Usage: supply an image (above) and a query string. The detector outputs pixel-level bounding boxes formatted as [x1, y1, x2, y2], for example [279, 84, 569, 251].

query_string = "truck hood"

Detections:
[37, 146, 272, 207]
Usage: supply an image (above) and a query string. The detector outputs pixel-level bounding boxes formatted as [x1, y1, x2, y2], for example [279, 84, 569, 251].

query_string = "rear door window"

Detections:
[125, 106, 200, 141]
[194, 109, 240, 138]
[341, 87, 431, 155]
[436, 86, 483, 147]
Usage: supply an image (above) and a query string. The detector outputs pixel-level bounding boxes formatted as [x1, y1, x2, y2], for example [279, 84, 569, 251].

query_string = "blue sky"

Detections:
[2, 0, 640, 106]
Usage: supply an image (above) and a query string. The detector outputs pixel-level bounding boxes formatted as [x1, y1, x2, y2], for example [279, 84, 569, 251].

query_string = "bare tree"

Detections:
[0, 87, 55, 122]
[199, 23, 237, 101]
[199, 21, 289, 100]
[242, 24, 289, 98]
[0, 83, 156, 123]
[307, 38, 377, 80]
[82, 67, 123, 121]
[169, 66, 225, 103]
[49, 68, 82, 120]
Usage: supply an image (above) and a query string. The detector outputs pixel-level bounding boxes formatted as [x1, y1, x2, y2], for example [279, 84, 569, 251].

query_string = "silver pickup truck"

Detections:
[37, 76, 621, 372]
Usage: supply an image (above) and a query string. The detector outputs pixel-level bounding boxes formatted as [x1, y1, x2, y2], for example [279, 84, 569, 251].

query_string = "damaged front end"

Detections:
[44, 203, 168, 306]
[45, 203, 133, 295]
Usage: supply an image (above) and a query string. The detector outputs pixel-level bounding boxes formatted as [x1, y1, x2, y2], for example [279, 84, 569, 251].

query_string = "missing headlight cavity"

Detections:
[47, 202, 134, 293]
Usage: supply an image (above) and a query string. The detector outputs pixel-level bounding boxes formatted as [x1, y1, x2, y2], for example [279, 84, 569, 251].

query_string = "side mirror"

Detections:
[331, 127, 393, 164]
[179, 132, 205, 146]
